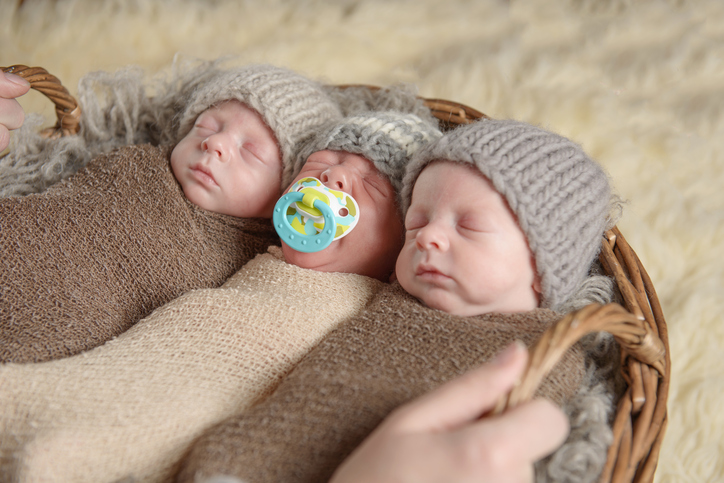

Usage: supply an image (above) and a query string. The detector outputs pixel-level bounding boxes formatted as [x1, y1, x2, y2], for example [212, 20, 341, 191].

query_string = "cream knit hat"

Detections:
[177, 64, 342, 189]
[402, 119, 612, 310]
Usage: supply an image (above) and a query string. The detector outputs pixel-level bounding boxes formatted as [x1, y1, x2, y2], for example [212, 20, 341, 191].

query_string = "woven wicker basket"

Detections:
[3, 65, 670, 483]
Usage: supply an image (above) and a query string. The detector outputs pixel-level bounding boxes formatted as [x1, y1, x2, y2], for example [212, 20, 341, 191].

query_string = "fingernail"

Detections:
[6, 73, 30, 87]
[491, 340, 525, 366]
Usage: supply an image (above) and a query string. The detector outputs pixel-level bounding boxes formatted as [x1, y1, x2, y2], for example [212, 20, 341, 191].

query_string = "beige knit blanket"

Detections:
[178, 282, 585, 483]
[0, 143, 279, 363]
[0, 247, 384, 483]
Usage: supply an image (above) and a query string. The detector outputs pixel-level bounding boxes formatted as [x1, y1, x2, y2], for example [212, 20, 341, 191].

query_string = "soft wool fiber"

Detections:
[295, 110, 442, 195]
[1, 1, 721, 480]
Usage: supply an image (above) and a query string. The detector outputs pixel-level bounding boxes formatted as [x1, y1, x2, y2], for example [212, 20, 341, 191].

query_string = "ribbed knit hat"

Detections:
[177, 64, 343, 189]
[295, 111, 442, 196]
[402, 119, 612, 310]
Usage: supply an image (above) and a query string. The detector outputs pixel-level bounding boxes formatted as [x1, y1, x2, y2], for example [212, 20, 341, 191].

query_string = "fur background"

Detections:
[1, 0, 722, 481]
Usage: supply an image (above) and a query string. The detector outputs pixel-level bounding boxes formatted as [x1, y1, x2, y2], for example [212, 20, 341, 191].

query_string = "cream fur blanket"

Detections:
[1, 1, 721, 481]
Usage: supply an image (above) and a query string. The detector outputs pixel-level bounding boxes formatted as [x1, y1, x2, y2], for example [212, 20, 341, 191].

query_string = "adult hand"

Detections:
[0, 69, 30, 152]
[330, 341, 570, 483]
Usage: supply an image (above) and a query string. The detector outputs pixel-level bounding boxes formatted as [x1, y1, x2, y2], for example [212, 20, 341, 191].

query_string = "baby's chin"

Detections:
[280, 242, 343, 272]
[406, 286, 494, 317]
[410, 288, 467, 316]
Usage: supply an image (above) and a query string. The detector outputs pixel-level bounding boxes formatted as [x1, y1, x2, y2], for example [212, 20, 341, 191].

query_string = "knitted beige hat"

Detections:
[402, 119, 612, 310]
[177, 64, 343, 189]
[294, 111, 442, 196]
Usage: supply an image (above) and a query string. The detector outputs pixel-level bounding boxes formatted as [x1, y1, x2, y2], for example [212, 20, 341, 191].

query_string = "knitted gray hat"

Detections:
[177, 64, 343, 189]
[402, 119, 612, 310]
[295, 111, 442, 196]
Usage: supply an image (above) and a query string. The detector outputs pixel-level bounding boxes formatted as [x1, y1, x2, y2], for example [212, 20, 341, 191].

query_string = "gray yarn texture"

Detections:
[177, 63, 343, 189]
[295, 111, 442, 196]
[402, 119, 613, 311]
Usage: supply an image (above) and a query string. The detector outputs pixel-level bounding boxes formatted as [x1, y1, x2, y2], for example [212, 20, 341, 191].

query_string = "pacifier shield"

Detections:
[273, 177, 360, 253]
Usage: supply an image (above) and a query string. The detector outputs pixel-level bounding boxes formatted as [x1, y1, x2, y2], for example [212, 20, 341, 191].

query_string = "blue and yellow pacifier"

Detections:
[273, 177, 360, 253]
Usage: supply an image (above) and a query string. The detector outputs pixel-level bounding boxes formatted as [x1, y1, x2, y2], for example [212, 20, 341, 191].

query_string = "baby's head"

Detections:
[171, 64, 342, 218]
[280, 111, 442, 281]
[396, 119, 612, 315]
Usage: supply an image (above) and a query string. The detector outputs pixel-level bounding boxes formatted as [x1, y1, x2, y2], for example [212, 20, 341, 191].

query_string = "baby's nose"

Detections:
[416, 223, 449, 251]
[202, 135, 228, 162]
[320, 165, 352, 192]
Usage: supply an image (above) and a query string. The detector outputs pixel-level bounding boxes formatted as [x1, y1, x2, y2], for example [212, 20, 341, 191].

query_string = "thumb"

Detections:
[0, 70, 31, 99]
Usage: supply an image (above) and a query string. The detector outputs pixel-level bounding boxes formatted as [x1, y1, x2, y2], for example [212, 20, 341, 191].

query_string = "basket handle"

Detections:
[492, 302, 666, 415]
[2, 64, 81, 139]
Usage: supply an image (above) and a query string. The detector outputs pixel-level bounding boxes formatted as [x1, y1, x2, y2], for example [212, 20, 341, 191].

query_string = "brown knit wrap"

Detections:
[0, 144, 279, 363]
[177, 282, 585, 483]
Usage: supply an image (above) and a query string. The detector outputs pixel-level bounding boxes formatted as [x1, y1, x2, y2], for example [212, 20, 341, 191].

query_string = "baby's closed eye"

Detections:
[404, 212, 428, 231]
[241, 142, 264, 163]
[194, 113, 220, 131]
[457, 214, 495, 234]
[193, 122, 218, 136]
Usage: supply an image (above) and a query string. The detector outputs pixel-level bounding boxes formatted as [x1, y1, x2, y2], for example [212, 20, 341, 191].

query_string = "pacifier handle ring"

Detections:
[273, 192, 337, 253]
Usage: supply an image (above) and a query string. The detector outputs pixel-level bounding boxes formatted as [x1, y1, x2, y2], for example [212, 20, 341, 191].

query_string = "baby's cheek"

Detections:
[394, 250, 413, 291]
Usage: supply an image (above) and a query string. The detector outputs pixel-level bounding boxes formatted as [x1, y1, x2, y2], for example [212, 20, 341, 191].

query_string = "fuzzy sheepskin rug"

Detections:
[1, 0, 722, 482]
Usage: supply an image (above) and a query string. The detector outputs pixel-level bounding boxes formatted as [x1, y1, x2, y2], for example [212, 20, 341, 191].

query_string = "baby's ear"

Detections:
[532, 272, 542, 295]
[530, 254, 542, 295]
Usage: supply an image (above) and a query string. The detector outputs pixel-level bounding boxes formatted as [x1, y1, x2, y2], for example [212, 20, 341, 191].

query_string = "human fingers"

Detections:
[0, 96, 26, 130]
[0, 125, 9, 153]
[0, 97, 26, 152]
[0, 72, 29, 151]
[388, 341, 529, 433]
[0, 71, 31, 99]
[460, 397, 570, 467]
[330, 398, 561, 483]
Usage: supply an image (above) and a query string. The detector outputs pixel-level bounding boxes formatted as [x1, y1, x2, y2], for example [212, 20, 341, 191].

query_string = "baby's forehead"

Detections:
[416, 160, 493, 193]
[411, 160, 513, 214]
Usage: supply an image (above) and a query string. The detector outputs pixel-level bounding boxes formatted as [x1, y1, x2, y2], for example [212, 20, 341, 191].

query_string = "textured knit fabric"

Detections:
[402, 119, 612, 310]
[323, 83, 437, 121]
[294, 111, 442, 196]
[0, 247, 384, 483]
[177, 64, 343, 189]
[0, 144, 279, 363]
[177, 282, 585, 483]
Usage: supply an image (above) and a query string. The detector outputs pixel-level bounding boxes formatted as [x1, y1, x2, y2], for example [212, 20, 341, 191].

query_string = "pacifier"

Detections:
[273, 177, 360, 253]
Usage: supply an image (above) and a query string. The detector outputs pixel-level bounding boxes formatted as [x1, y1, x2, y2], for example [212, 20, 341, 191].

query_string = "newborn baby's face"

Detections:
[396, 161, 540, 316]
[280, 150, 404, 282]
[171, 99, 282, 218]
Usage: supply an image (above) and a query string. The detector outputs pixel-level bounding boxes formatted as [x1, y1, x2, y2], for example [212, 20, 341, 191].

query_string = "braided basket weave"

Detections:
[3, 65, 670, 483]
